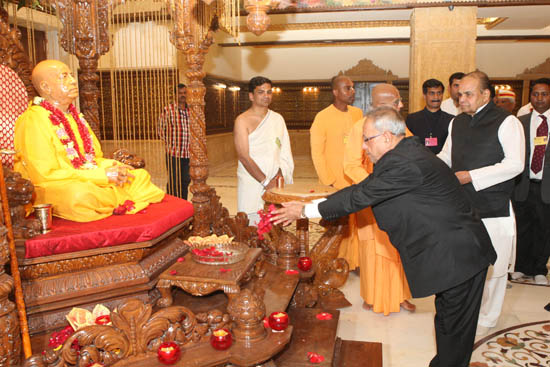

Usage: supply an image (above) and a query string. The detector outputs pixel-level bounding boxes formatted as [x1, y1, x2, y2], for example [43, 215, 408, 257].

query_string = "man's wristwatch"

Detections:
[300, 205, 306, 219]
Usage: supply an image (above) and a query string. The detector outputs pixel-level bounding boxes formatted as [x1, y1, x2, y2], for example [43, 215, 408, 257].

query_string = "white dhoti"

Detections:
[478, 202, 516, 328]
[237, 110, 294, 225]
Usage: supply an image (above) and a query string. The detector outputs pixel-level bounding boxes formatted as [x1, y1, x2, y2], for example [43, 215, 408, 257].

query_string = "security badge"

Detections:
[534, 136, 548, 146]
[425, 137, 438, 147]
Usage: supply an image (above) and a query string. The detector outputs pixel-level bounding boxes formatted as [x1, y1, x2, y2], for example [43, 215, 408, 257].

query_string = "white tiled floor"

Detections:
[206, 155, 550, 367]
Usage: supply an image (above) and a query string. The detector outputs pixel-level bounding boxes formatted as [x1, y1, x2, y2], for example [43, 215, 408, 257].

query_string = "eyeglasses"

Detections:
[363, 133, 384, 143]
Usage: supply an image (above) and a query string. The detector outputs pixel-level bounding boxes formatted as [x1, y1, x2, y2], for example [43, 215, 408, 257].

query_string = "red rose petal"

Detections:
[177, 257, 185, 262]
[169, 270, 177, 275]
[307, 352, 325, 363]
[309, 189, 315, 193]
[316, 312, 333, 320]
[220, 268, 231, 273]
[285, 269, 299, 275]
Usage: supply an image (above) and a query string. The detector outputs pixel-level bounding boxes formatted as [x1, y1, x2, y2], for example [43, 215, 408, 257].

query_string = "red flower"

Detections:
[39, 100, 96, 169]
[285, 269, 299, 275]
[220, 268, 231, 273]
[169, 270, 178, 275]
[113, 200, 135, 215]
[177, 257, 185, 262]
[307, 352, 325, 363]
[48, 325, 75, 348]
[257, 204, 277, 240]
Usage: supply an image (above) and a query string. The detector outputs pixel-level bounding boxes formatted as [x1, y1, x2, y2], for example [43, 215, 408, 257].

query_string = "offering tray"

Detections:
[189, 241, 249, 265]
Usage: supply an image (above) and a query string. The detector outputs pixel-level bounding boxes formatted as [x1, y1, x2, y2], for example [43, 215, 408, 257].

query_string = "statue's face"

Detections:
[39, 62, 78, 105]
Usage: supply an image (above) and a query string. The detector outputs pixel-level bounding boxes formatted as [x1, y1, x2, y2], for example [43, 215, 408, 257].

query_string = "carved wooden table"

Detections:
[263, 183, 336, 257]
[156, 247, 263, 307]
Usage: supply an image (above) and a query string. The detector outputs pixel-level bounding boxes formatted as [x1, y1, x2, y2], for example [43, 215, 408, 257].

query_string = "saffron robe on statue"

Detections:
[343, 117, 412, 315]
[237, 110, 294, 225]
[14, 104, 165, 222]
[310, 104, 363, 269]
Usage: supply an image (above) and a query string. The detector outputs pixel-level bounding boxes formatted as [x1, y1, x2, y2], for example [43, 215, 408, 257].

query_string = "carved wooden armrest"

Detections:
[110, 148, 145, 169]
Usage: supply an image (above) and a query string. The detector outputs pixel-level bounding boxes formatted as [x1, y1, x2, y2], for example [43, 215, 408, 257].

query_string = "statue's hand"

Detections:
[106, 163, 135, 187]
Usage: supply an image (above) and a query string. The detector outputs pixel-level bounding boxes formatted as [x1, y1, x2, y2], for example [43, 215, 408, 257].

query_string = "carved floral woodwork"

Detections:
[339, 58, 398, 82]
[520, 57, 550, 76]
[167, 0, 218, 237]
[0, 8, 36, 99]
[3, 167, 41, 239]
[20, 223, 190, 335]
[48, 0, 118, 138]
[0, 224, 22, 366]
[110, 148, 146, 169]
[22, 298, 230, 367]
[227, 288, 266, 343]
[263, 225, 300, 271]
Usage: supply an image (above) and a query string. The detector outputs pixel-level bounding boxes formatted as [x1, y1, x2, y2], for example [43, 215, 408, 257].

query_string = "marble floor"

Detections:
[206, 155, 550, 367]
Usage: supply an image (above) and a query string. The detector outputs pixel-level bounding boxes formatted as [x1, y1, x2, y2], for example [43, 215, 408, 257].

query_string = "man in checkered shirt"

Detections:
[158, 83, 191, 200]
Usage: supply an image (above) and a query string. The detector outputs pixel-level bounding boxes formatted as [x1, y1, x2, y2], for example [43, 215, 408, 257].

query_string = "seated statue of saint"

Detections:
[14, 59, 165, 222]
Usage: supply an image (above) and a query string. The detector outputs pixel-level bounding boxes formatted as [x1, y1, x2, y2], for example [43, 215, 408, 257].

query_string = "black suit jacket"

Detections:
[514, 111, 550, 203]
[319, 137, 496, 298]
[405, 108, 454, 154]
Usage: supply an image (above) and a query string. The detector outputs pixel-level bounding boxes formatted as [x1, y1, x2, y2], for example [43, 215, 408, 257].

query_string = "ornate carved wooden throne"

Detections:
[0, 9, 195, 340]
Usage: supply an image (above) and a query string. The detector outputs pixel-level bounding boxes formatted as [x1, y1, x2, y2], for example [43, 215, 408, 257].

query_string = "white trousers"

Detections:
[478, 208, 516, 328]
[478, 273, 508, 327]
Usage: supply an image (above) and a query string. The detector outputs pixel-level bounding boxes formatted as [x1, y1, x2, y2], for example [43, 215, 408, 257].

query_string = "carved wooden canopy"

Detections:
[517, 57, 550, 79]
[338, 58, 398, 82]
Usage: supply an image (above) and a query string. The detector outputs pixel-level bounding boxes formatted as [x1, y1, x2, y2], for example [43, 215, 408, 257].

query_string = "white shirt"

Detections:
[437, 104, 525, 192]
[528, 108, 550, 180]
[441, 98, 460, 116]
[517, 102, 533, 117]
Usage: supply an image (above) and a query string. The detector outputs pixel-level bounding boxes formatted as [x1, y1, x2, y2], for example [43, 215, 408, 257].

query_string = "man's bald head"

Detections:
[331, 75, 355, 107]
[32, 60, 78, 110]
[331, 75, 351, 90]
[371, 83, 403, 111]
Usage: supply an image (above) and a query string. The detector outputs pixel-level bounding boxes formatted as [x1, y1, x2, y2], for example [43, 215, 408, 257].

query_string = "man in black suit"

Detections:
[406, 78, 454, 154]
[273, 106, 496, 367]
[513, 78, 550, 285]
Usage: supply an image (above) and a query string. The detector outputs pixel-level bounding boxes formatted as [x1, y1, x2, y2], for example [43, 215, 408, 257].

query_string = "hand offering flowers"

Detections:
[270, 201, 306, 226]
[257, 204, 276, 240]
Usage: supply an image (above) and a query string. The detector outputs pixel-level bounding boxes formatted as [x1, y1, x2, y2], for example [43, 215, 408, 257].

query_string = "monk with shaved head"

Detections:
[310, 75, 363, 270]
[342, 83, 415, 315]
[14, 59, 164, 222]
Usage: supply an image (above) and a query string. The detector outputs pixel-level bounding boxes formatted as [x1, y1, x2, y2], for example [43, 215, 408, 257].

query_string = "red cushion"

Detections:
[24, 195, 193, 258]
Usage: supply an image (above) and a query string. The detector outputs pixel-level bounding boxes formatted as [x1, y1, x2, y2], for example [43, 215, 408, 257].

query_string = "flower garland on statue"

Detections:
[34, 96, 97, 169]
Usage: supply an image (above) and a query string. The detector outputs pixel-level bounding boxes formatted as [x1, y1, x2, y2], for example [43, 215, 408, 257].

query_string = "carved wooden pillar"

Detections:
[168, 0, 217, 236]
[0, 198, 21, 366]
[52, 0, 113, 139]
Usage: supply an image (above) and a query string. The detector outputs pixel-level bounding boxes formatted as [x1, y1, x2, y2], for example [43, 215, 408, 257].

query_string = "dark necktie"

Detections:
[531, 114, 548, 174]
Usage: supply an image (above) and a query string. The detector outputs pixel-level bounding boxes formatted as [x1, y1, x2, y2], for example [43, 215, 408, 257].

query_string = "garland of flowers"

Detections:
[35, 97, 96, 169]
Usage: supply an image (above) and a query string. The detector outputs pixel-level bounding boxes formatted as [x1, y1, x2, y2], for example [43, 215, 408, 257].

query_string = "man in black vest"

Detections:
[272, 106, 496, 367]
[437, 71, 525, 336]
[512, 78, 550, 285]
[406, 78, 454, 154]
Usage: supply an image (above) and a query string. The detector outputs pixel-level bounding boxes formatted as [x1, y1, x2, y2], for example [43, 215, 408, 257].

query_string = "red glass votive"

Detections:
[157, 341, 181, 365]
[210, 328, 233, 350]
[297, 256, 313, 272]
[268, 311, 289, 331]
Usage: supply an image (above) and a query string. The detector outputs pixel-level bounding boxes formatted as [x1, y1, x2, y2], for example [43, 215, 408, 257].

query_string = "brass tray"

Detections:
[189, 242, 249, 265]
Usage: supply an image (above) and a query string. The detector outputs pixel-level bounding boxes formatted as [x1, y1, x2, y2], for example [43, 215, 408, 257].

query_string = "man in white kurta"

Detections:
[438, 71, 525, 336]
[234, 77, 294, 225]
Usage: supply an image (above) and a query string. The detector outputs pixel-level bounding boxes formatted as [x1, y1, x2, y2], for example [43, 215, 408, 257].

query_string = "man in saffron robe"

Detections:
[310, 75, 363, 269]
[343, 83, 415, 314]
[234, 76, 294, 225]
[14, 59, 165, 222]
